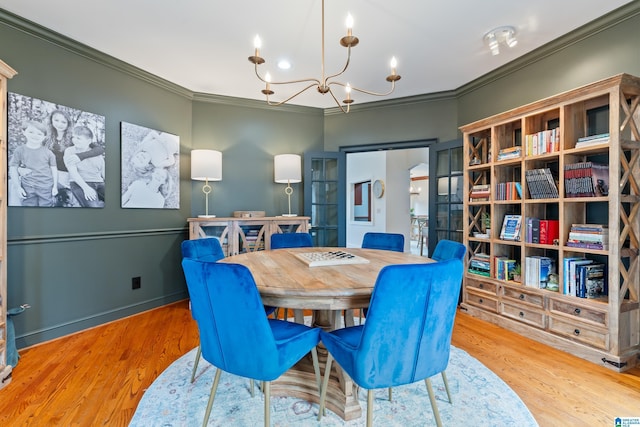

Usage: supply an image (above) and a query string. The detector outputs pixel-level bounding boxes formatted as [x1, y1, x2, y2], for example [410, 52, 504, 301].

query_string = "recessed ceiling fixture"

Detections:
[248, 0, 401, 113]
[484, 26, 518, 56]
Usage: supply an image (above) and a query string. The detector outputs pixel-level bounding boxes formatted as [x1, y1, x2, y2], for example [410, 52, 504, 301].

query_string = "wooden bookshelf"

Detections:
[460, 74, 640, 372]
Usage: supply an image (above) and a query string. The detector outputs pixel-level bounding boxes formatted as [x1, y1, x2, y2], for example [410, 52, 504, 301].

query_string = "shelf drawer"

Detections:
[501, 302, 546, 328]
[548, 316, 609, 350]
[465, 290, 499, 313]
[465, 279, 498, 295]
[548, 298, 608, 328]
[501, 286, 544, 308]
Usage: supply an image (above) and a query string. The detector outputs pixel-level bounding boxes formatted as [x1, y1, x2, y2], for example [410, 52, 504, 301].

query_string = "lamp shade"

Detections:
[191, 149, 222, 181]
[274, 154, 301, 183]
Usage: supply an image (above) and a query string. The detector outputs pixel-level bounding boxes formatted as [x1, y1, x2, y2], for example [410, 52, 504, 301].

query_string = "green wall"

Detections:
[1, 1, 639, 348]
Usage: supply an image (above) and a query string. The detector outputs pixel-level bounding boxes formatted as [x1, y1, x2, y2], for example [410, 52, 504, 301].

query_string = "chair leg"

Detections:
[311, 347, 322, 395]
[366, 389, 374, 427]
[191, 345, 202, 383]
[264, 381, 271, 427]
[441, 371, 452, 404]
[424, 377, 443, 427]
[250, 379, 255, 397]
[202, 368, 222, 427]
[317, 353, 334, 421]
[388, 386, 393, 401]
[293, 309, 304, 324]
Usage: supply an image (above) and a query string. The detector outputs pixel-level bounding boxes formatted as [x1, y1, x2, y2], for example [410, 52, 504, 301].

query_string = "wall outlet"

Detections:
[132, 276, 141, 289]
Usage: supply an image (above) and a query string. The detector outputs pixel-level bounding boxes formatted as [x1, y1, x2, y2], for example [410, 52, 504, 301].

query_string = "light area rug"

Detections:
[130, 345, 538, 426]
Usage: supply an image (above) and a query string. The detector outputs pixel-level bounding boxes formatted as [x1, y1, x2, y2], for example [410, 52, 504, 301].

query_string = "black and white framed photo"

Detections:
[7, 93, 106, 208]
[120, 122, 180, 209]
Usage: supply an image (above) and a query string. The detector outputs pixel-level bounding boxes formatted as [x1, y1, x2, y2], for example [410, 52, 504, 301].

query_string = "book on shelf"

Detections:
[499, 214, 522, 241]
[525, 168, 559, 199]
[567, 223, 609, 250]
[468, 253, 491, 277]
[567, 258, 593, 297]
[576, 263, 606, 298]
[469, 184, 490, 201]
[525, 128, 560, 155]
[497, 145, 522, 161]
[575, 132, 610, 148]
[494, 257, 517, 281]
[495, 181, 521, 201]
[525, 217, 540, 243]
[539, 219, 559, 245]
[564, 162, 609, 197]
[562, 257, 585, 295]
[524, 256, 556, 289]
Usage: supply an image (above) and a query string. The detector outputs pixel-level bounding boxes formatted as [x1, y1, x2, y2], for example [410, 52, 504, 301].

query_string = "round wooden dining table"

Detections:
[221, 247, 432, 421]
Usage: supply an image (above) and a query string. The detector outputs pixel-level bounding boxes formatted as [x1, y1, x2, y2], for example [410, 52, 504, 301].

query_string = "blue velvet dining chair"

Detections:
[271, 232, 313, 249]
[182, 259, 322, 427]
[361, 232, 405, 252]
[431, 239, 466, 262]
[358, 232, 405, 322]
[317, 259, 464, 427]
[270, 232, 313, 323]
[181, 238, 277, 383]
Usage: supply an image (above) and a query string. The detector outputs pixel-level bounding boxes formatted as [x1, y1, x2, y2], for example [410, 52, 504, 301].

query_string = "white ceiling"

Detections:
[0, 0, 633, 109]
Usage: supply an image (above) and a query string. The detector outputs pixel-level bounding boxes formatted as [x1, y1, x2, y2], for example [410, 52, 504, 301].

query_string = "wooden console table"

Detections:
[187, 216, 310, 256]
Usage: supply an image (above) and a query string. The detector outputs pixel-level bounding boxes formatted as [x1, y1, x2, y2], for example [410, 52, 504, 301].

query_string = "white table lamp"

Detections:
[191, 149, 222, 218]
[274, 154, 302, 217]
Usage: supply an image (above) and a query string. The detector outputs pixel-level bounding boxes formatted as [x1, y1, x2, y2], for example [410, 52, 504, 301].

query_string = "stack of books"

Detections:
[575, 133, 610, 148]
[468, 253, 491, 277]
[525, 256, 556, 290]
[469, 184, 490, 201]
[499, 214, 522, 241]
[497, 146, 522, 161]
[524, 168, 559, 199]
[566, 224, 609, 250]
[524, 128, 560, 155]
[494, 181, 522, 201]
[564, 162, 609, 197]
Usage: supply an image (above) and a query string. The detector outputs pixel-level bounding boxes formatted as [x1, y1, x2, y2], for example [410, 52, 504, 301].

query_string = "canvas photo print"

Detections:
[121, 122, 180, 209]
[7, 93, 106, 208]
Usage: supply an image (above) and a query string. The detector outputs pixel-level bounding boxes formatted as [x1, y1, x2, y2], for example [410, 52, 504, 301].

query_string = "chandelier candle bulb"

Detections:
[346, 13, 353, 36]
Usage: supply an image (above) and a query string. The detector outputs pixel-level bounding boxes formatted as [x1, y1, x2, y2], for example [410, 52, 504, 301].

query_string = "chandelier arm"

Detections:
[327, 88, 350, 113]
[330, 79, 398, 97]
[254, 64, 321, 87]
[323, 46, 353, 85]
[265, 83, 320, 107]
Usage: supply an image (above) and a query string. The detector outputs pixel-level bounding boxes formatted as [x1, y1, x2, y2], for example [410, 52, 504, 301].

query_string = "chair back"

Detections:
[354, 259, 463, 388]
[271, 232, 313, 249]
[181, 259, 281, 379]
[181, 238, 225, 262]
[361, 232, 404, 252]
[431, 239, 466, 262]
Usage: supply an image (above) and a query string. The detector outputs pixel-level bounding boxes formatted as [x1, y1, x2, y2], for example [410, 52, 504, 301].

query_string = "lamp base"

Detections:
[198, 214, 217, 218]
[280, 213, 298, 217]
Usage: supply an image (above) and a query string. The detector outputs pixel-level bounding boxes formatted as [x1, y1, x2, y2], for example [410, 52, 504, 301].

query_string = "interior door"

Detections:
[304, 151, 346, 247]
[429, 139, 464, 254]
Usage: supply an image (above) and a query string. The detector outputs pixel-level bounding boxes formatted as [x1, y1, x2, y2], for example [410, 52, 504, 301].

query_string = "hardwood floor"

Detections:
[1, 300, 638, 426]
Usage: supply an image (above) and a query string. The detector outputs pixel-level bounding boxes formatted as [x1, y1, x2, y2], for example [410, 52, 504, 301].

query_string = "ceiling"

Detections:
[0, 0, 633, 109]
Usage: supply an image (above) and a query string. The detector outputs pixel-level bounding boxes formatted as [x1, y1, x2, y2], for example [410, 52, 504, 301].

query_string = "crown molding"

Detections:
[456, 1, 640, 97]
[192, 91, 323, 115]
[324, 90, 458, 116]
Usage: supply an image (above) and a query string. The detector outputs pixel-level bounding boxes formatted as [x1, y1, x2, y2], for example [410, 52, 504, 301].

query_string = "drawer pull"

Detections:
[479, 284, 484, 289]
[574, 308, 581, 315]
[519, 311, 525, 318]
[574, 329, 581, 336]
[519, 294, 525, 300]
[479, 298, 484, 304]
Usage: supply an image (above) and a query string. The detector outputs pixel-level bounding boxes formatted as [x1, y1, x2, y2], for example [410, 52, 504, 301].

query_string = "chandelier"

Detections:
[248, 0, 401, 113]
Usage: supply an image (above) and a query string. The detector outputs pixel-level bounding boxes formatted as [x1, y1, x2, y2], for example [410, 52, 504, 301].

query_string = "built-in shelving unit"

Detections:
[0, 59, 17, 389]
[460, 74, 640, 372]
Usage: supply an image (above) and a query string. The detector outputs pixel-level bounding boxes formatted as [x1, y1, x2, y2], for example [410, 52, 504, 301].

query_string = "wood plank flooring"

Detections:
[1, 300, 638, 426]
